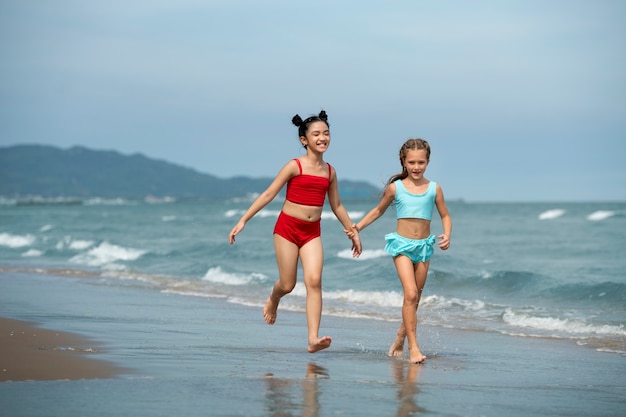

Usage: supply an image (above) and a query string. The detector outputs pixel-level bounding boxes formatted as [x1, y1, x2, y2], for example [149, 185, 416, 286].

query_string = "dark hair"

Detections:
[291, 110, 329, 138]
[387, 138, 431, 185]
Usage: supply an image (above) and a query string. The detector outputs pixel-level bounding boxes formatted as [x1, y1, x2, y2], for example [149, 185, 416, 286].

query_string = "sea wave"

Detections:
[21, 249, 44, 257]
[586, 210, 616, 221]
[224, 209, 280, 218]
[69, 242, 147, 268]
[546, 281, 626, 303]
[538, 209, 565, 220]
[56, 237, 96, 251]
[502, 308, 626, 337]
[460, 270, 543, 294]
[337, 248, 388, 260]
[202, 266, 268, 286]
[323, 288, 403, 308]
[0, 232, 36, 248]
[83, 198, 135, 206]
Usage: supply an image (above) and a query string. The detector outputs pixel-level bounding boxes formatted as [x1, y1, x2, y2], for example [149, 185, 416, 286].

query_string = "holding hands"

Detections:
[348, 226, 362, 258]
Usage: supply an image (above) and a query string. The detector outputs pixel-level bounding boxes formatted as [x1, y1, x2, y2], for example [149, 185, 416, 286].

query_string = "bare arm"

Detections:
[327, 169, 362, 257]
[434, 184, 452, 250]
[353, 183, 395, 233]
[228, 161, 295, 244]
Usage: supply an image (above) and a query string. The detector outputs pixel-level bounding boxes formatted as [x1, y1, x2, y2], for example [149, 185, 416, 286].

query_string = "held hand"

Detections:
[437, 233, 450, 250]
[228, 221, 245, 245]
[351, 234, 362, 258]
[344, 223, 359, 239]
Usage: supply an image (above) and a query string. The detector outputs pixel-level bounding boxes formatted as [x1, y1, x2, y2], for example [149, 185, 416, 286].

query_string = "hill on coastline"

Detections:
[0, 145, 379, 200]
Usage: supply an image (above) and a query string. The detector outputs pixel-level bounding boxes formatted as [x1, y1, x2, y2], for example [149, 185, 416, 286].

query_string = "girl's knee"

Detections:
[276, 280, 296, 294]
[404, 290, 419, 305]
[304, 276, 322, 291]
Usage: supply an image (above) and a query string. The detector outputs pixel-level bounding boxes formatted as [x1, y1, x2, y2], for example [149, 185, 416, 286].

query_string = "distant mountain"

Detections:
[0, 145, 379, 200]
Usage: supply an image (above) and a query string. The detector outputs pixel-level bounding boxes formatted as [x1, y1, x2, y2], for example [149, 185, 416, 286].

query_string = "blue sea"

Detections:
[1, 196, 624, 358]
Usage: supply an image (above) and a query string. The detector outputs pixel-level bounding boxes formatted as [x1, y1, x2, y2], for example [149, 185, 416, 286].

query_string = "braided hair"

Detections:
[387, 139, 431, 185]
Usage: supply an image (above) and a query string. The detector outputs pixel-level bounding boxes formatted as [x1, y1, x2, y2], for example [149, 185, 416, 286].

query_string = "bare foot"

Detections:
[308, 336, 332, 353]
[263, 297, 278, 325]
[388, 337, 405, 357]
[408, 347, 427, 364]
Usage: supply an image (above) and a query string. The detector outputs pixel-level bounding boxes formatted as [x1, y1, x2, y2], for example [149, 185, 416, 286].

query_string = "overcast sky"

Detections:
[1, 1, 625, 202]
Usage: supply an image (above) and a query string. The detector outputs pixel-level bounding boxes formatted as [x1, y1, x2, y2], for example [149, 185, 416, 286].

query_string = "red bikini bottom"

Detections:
[273, 212, 321, 248]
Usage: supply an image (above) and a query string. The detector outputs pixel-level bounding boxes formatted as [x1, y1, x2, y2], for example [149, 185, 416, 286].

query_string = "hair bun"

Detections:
[292, 114, 303, 127]
[318, 110, 328, 122]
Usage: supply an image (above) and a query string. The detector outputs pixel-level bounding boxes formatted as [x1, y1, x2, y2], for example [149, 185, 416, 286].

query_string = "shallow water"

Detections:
[1, 199, 624, 357]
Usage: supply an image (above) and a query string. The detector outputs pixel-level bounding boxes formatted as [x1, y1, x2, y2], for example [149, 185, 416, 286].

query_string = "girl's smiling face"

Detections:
[403, 149, 429, 180]
[301, 121, 330, 152]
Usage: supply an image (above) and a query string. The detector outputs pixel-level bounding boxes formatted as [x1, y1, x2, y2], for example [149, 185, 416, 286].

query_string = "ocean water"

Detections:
[1, 197, 625, 357]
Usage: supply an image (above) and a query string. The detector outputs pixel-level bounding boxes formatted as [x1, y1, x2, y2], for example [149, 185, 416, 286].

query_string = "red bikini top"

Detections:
[285, 159, 332, 207]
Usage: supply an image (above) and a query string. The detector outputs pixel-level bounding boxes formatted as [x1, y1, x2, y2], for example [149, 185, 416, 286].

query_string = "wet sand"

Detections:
[0, 317, 126, 382]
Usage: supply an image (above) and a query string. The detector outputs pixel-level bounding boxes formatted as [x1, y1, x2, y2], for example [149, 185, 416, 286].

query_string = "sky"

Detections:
[1, 0, 625, 202]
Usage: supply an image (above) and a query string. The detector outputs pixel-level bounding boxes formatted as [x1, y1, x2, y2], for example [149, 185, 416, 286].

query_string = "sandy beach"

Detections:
[0, 317, 126, 382]
[1, 271, 624, 417]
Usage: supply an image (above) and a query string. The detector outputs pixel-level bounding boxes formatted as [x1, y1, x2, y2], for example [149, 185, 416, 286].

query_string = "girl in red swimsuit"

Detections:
[228, 110, 361, 353]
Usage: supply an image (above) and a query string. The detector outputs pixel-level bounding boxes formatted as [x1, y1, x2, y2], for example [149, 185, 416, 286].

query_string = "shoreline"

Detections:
[1, 271, 624, 416]
[0, 317, 128, 382]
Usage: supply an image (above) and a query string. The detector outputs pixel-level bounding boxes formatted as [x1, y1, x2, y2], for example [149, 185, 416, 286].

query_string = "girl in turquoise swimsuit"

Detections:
[347, 138, 452, 364]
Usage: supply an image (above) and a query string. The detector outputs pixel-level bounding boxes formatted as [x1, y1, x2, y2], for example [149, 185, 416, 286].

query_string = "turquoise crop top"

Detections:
[394, 180, 437, 220]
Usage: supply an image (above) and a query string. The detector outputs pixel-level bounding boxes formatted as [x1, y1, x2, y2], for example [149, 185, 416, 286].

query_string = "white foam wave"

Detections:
[270, 287, 488, 313]
[0, 233, 36, 248]
[337, 248, 388, 260]
[0, 197, 17, 206]
[84, 198, 133, 205]
[55, 237, 95, 251]
[586, 210, 615, 221]
[69, 242, 147, 267]
[224, 209, 280, 219]
[69, 239, 95, 250]
[22, 249, 43, 257]
[40, 224, 53, 232]
[161, 215, 177, 222]
[258, 210, 281, 218]
[224, 209, 241, 218]
[320, 210, 364, 220]
[502, 308, 626, 336]
[324, 288, 403, 307]
[421, 294, 487, 312]
[538, 209, 565, 220]
[202, 266, 267, 286]
[145, 196, 175, 204]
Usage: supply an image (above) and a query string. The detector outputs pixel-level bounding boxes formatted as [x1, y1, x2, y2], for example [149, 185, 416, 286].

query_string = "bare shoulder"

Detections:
[327, 161, 336, 181]
[274, 159, 300, 182]
[382, 182, 397, 201]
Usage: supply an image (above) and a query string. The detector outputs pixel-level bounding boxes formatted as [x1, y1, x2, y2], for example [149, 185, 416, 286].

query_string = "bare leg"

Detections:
[265, 234, 299, 325]
[263, 285, 282, 325]
[300, 238, 332, 353]
[394, 256, 429, 363]
[410, 261, 429, 363]
[388, 322, 407, 357]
